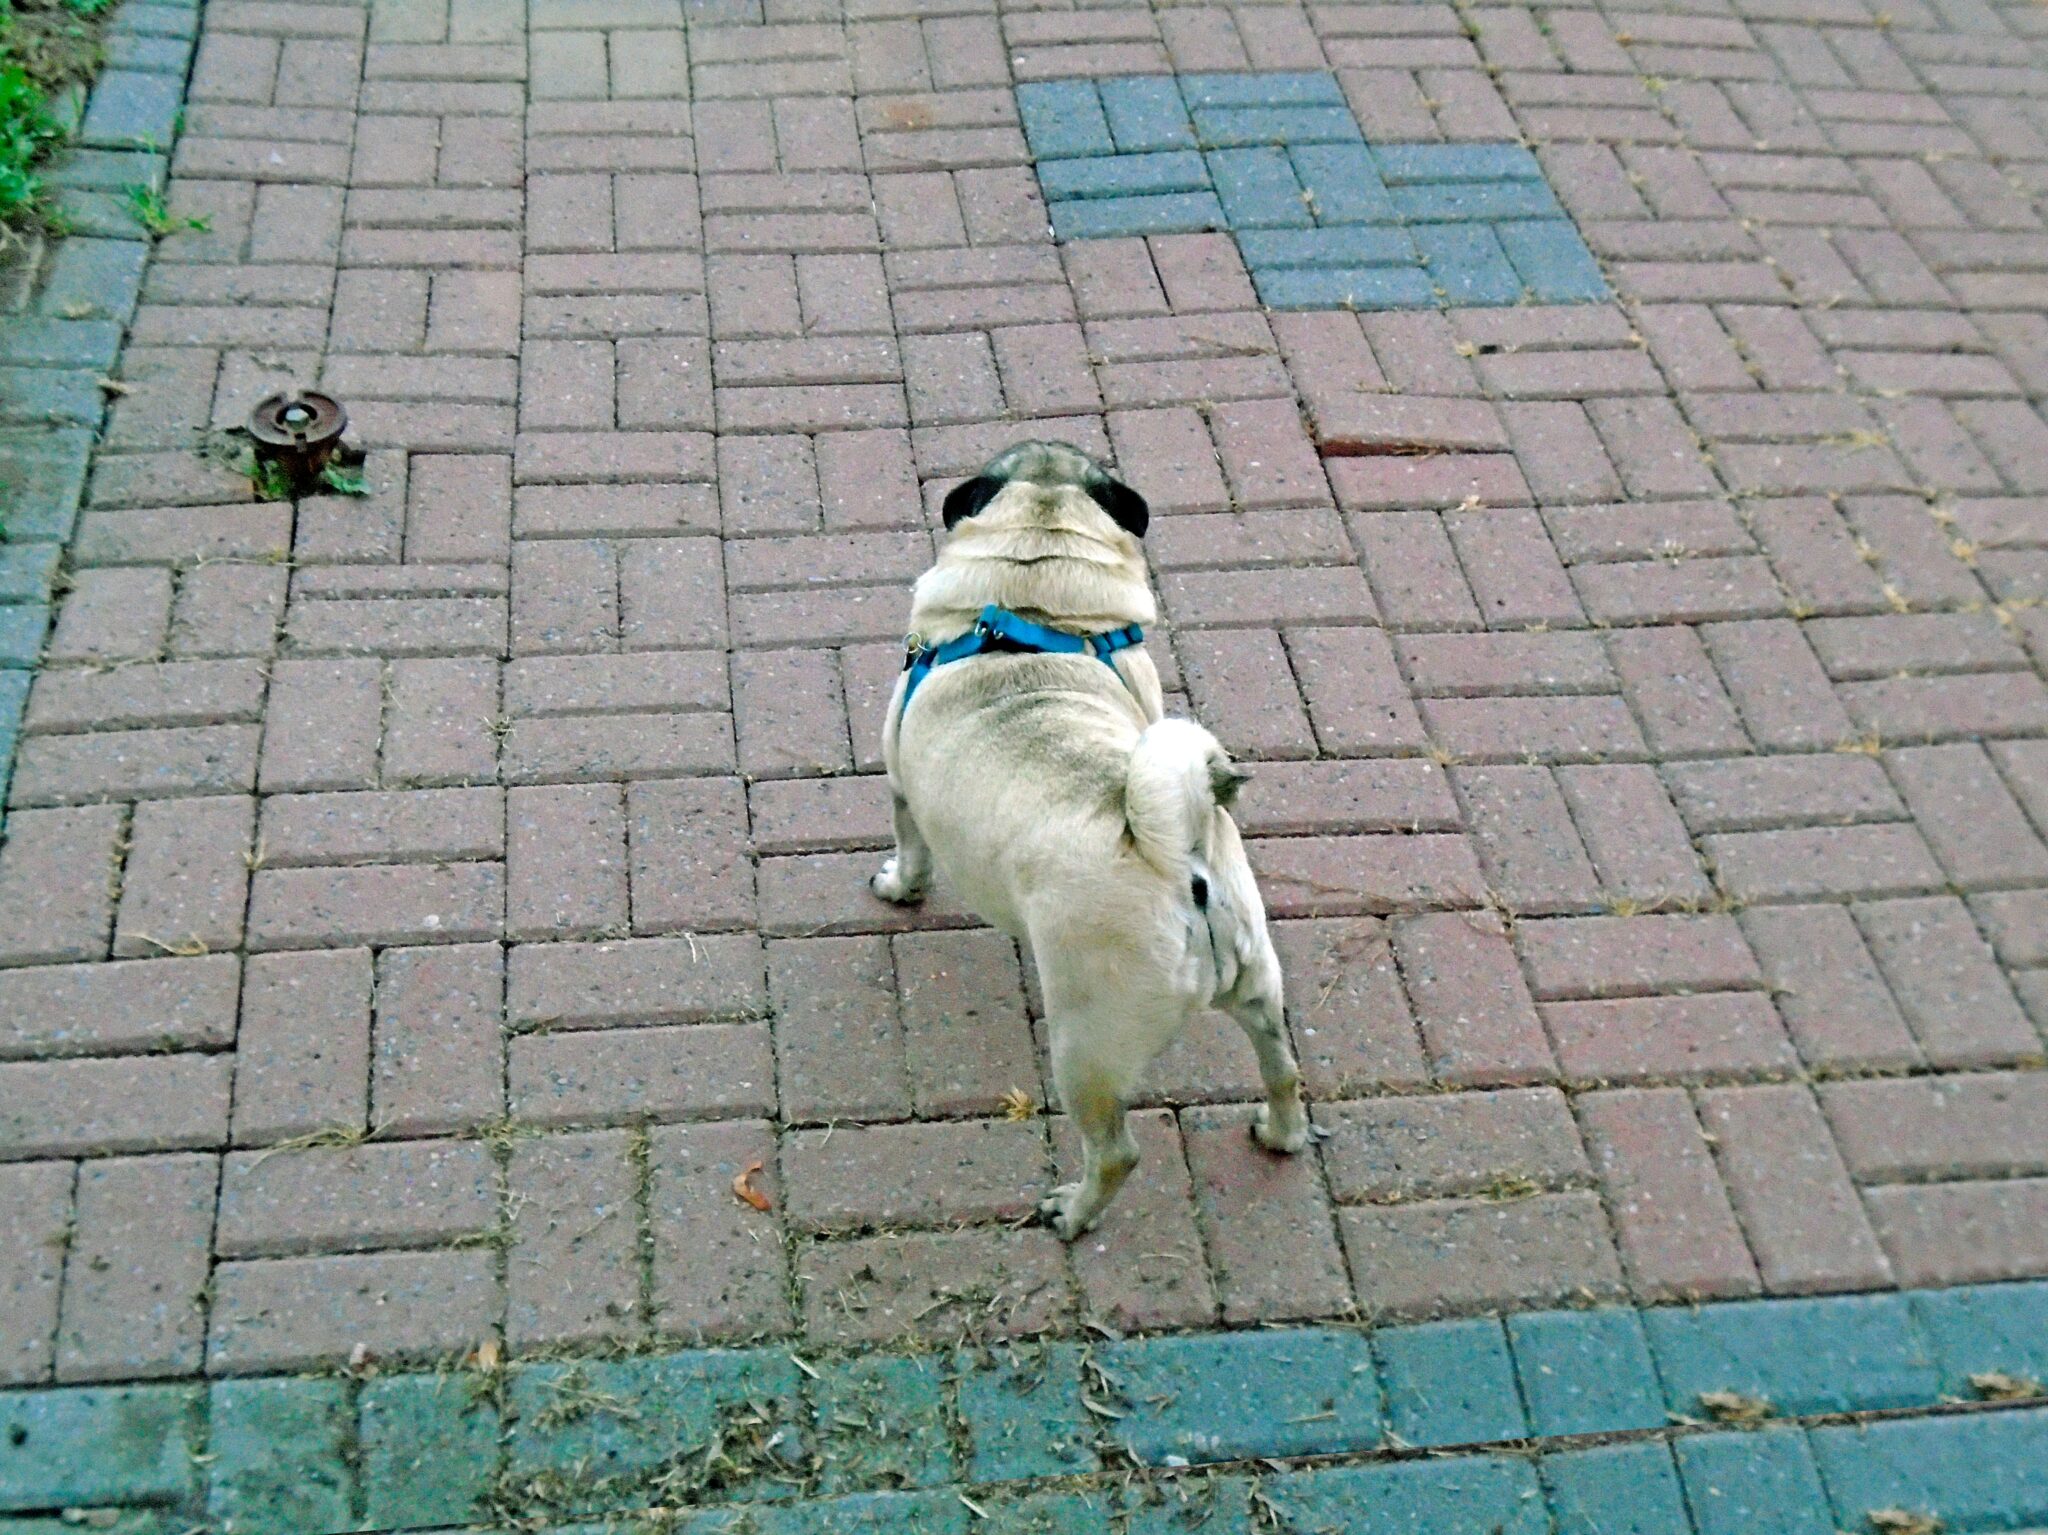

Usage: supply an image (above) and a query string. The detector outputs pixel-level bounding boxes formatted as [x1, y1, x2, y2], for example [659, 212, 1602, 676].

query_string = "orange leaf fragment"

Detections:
[732, 1158, 772, 1212]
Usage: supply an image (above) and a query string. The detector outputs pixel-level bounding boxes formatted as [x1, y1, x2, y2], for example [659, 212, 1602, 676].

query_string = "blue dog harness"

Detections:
[900, 604, 1144, 714]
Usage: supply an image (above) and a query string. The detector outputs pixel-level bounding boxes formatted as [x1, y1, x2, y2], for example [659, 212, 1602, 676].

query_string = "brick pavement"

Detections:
[0, 0, 2046, 1425]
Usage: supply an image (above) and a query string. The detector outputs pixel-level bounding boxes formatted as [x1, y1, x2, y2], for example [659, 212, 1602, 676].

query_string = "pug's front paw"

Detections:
[870, 857, 926, 905]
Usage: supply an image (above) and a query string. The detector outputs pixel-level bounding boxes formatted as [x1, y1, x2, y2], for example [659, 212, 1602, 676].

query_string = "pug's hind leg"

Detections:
[1225, 943, 1309, 1154]
[871, 793, 932, 904]
[1040, 1027, 1140, 1240]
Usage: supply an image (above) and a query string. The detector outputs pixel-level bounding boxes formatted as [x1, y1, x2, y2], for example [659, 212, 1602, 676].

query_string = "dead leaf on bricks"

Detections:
[1000, 1087, 1036, 1122]
[1867, 1512, 1942, 1535]
[881, 99, 934, 130]
[1969, 1370, 2043, 1402]
[732, 1159, 773, 1212]
[1698, 1391, 1773, 1427]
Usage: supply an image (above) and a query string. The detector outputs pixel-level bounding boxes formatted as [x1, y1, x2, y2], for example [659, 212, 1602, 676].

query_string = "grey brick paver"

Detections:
[2, 0, 2048, 1392]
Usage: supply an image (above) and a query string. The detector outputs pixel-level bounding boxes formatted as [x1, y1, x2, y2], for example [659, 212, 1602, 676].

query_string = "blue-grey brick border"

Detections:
[0, 0, 200, 821]
[1017, 72, 1611, 312]
[4, 1280, 2046, 1533]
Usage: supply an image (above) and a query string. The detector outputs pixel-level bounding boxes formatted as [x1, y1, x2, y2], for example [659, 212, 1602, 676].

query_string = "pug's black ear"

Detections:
[942, 475, 1004, 531]
[1087, 477, 1150, 539]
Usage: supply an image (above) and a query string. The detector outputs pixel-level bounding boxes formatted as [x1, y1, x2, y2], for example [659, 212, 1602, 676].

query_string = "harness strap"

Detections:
[901, 605, 1144, 714]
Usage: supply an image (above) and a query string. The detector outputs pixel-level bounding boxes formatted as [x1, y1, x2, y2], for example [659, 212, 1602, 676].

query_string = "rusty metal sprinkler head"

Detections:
[247, 390, 348, 492]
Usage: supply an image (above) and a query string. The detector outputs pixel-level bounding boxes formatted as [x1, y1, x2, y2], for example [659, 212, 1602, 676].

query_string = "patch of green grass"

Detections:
[2, 0, 104, 95]
[0, 56, 60, 226]
[0, 0, 116, 234]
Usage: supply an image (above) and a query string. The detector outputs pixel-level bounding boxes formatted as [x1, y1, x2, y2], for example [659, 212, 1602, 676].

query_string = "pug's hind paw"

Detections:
[1038, 1183, 1098, 1241]
[1252, 1101, 1311, 1154]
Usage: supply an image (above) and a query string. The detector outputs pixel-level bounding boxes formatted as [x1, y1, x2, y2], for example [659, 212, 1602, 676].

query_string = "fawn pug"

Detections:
[870, 441, 1308, 1238]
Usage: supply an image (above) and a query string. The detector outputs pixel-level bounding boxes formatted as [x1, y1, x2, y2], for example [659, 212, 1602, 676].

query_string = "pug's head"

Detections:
[940, 440, 1149, 541]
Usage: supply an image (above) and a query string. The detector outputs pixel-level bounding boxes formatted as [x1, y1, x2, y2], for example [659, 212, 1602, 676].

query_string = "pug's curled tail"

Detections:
[1123, 717, 1249, 877]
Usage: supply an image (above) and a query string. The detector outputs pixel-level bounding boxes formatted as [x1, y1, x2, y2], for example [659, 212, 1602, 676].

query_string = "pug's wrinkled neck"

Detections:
[908, 483, 1156, 642]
